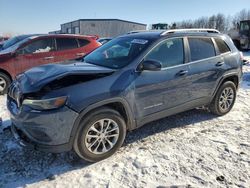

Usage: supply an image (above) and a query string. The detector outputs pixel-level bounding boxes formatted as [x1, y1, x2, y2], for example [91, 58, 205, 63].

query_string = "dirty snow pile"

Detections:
[0, 54, 250, 188]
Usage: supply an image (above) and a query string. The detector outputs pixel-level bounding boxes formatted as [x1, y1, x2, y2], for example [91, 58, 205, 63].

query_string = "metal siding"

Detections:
[77, 20, 146, 37]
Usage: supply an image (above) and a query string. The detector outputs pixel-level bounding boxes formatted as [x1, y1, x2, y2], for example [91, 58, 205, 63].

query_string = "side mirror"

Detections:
[140, 60, 162, 71]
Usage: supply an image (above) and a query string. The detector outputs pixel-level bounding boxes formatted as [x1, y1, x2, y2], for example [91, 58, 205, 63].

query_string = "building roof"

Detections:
[61, 19, 147, 26]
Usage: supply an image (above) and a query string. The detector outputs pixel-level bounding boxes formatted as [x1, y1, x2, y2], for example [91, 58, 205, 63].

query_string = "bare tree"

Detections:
[208, 15, 216, 29]
[170, 23, 177, 29]
[224, 15, 233, 31]
[149, 8, 250, 32]
[232, 9, 250, 29]
[215, 13, 226, 32]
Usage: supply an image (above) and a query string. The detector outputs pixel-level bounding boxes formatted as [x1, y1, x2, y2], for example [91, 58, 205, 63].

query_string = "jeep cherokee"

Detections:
[7, 29, 243, 162]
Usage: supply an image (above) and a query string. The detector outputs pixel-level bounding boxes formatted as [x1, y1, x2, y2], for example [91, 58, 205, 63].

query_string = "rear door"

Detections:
[54, 37, 79, 63]
[187, 37, 226, 102]
[15, 37, 55, 74]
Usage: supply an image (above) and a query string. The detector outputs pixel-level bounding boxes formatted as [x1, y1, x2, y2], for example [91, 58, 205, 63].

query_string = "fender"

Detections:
[212, 71, 240, 99]
[67, 97, 136, 148]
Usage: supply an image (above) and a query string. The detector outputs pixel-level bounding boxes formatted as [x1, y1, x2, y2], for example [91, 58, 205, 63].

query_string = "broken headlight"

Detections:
[23, 96, 67, 110]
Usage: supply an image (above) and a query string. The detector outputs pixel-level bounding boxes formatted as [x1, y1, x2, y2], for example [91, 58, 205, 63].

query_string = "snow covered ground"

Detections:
[0, 53, 250, 188]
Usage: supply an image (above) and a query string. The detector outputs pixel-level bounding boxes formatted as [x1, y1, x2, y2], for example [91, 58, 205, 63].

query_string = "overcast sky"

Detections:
[0, 0, 249, 35]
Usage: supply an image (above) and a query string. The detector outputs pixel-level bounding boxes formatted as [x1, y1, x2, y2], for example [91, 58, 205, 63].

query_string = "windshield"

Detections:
[2, 35, 32, 50]
[84, 37, 152, 69]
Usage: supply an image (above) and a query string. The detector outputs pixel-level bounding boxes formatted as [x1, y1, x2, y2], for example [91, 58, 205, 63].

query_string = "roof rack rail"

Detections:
[160, 28, 220, 35]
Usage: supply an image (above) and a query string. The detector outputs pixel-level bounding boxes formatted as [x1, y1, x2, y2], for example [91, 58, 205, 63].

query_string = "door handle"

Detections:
[44, 56, 54, 60]
[216, 62, 224, 66]
[177, 70, 188, 76]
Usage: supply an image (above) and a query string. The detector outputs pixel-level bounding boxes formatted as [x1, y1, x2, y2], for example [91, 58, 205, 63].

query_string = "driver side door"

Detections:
[133, 38, 192, 121]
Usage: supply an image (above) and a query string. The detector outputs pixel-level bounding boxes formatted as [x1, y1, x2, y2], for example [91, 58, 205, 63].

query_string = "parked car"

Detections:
[0, 36, 9, 42]
[0, 34, 101, 94]
[8, 29, 243, 162]
[0, 34, 36, 51]
[97, 37, 112, 44]
[0, 36, 10, 48]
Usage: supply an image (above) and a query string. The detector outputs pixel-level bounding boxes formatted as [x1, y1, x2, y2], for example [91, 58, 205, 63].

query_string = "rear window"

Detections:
[188, 38, 216, 61]
[78, 39, 90, 47]
[214, 38, 230, 54]
[56, 38, 78, 51]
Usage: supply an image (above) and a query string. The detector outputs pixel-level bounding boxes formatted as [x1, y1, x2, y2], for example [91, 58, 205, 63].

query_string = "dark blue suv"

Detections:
[7, 29, 243, 162]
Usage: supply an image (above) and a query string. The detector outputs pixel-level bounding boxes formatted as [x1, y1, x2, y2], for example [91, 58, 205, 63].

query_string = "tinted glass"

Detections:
[84, 37, 152, 69]
[214, 38, 230, 54]
[56, 38, 78, 51]
[188, 38, 215, 61]
[78, 39, 90, 47]
[22, 38, 54, 54]
[145, 38, 184, 68]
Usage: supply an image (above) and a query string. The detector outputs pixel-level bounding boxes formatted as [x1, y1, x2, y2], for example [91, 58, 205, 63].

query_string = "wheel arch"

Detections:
[0, 68, 13, 81]
[212, 73, 240, 98]
[68, 97, 136, 148]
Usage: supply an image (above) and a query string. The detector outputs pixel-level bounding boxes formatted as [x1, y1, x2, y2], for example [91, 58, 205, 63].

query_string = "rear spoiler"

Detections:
[88, 35, 99, 40]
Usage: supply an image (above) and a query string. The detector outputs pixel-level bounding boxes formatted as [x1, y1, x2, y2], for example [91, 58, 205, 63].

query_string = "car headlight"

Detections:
[23, 96, 67, 110]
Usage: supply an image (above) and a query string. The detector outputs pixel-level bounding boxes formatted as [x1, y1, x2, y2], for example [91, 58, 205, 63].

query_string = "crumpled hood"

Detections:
[16, 62, 115, 93]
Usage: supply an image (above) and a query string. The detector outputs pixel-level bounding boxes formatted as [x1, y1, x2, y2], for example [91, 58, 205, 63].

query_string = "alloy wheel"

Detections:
[219, 87, 234, 112]
[85, 118, 119, 154]
[0, 77, 7, 93]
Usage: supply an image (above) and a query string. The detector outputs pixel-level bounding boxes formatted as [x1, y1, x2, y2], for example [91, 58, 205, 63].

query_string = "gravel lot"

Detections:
[0, 52, 250, 188]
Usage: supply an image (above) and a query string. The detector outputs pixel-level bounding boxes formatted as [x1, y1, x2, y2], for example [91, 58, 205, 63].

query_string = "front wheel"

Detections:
[0, 72, 11, 95]
[73, 107, 126, 162]
[209, 81, 237, 116]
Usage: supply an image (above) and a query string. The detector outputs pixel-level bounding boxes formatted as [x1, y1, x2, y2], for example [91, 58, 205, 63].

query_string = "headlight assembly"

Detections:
[23, 96, 67, 110]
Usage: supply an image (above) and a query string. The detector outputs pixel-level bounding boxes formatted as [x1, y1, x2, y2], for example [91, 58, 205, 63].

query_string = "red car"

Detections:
[0, 34, 101, 94]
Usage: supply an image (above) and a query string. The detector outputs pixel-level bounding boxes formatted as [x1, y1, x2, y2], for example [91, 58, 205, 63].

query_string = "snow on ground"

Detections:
[0, 54, 250, 188]
[243, 51, 250, 64]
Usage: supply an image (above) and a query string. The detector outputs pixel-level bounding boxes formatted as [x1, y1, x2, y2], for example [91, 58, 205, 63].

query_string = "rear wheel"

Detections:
[0, 72, 11, 95]
[73, 107, 126, 162]
[209, 81, 236, 116]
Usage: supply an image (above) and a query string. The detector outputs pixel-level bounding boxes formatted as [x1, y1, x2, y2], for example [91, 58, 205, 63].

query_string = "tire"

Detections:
[209, 81, 237, 116]
[0, 72, 11, 95]
[73, 107, 126, 162]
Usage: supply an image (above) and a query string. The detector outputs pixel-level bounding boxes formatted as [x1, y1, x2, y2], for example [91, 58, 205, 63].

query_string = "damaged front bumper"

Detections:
[7, 96, 79, 153]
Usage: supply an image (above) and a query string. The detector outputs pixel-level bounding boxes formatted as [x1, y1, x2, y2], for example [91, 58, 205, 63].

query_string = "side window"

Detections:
[78, 39, 90, 47]
[188, 38, 215, 61]
[145, 38, 184, 68]
[22, 38, 54, 54]
[214, 38, 230, 54]
[56, 38, 78, 51]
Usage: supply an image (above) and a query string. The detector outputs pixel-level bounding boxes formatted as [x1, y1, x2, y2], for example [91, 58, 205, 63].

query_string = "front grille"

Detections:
[8, 81, 22, 107]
